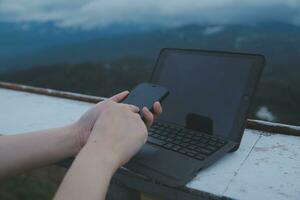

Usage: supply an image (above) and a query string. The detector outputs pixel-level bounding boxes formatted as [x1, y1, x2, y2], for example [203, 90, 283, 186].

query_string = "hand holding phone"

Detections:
[122, 83, 169, 118]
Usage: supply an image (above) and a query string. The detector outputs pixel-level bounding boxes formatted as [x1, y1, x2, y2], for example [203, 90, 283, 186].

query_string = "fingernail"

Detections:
[133, 105, 140, 111]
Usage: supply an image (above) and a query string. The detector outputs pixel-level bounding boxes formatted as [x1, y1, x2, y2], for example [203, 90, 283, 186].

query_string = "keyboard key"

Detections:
[203, 135, 211, 139]
[175, 136, 182, 140]
[177, 132, 185, 136]
[186, 150, 197, 157]
[150, 126, 156, 130]
[174, 126, 180, 131]
[164, 124, 171, 128]
[196, 147, 212, 155]
[200, 139, 208, 143]
[160, 131, 168, 136]
[188, 130, 197, 135]
[148, 137, 166, 146]
[173, 140, 181, 145]
[188, 145, 197, 150]
[216, 143, 224, 147]
[164, 143, 173, 149]
[178, 149, 187, 154]
[172, 145, 181, 151]
[207, 145, 218, 151]
[159, 136, 167, 140]
[190, 140, 198, 145]
[148, 131, 154, 136]
[193, 136, 201, 140]
[180, 142, 189, 147]
[195, 154, 206, 160]
[166, 138, 175, 142]
[182, 138, 191, 142]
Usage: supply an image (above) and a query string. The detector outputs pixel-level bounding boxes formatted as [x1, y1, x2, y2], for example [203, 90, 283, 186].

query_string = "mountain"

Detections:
[0, 22, 299, 125]
[0, 22, 149, 70]
[1, 23, 300, 75]
[0, 23, 299, 63]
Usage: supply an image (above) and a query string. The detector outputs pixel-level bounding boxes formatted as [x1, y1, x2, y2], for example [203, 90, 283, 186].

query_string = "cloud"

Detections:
[1, 0, 300, 29]
[202, 26, 224, 35]
[256, 106, 275, 121]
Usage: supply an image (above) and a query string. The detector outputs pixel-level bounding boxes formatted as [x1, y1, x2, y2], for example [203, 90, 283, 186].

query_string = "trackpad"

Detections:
[131, 145, 197, 179]
[133, 144, 160, 160]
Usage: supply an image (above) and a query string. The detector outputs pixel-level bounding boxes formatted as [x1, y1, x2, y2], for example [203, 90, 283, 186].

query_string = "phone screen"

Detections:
[122, 83, 169, 112]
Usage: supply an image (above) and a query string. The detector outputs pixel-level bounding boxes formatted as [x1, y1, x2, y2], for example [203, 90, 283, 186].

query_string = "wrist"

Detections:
[62, 123, 83, 156]
[82, 140, 120, 173]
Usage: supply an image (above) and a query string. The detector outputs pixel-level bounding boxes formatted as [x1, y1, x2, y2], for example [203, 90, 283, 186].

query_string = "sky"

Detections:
[0, 0, 300, 30]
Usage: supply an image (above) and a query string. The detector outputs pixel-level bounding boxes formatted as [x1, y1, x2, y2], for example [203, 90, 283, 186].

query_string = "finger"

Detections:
[142, 107, 154, 129]
[109, 91, 129, 102]
[119, 103, 140, 113]
[153, 101, 162, 118]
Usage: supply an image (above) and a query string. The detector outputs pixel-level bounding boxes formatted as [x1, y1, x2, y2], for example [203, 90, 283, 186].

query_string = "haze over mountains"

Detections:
[1, 22, 300, 72]
[0, 22, 299, 125]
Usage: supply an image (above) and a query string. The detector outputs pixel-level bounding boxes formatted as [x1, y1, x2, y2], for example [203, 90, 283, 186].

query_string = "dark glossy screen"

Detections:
[153, 51, 254, 138]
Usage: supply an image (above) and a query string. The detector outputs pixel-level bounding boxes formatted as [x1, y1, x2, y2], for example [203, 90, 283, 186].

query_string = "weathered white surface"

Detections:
[0, 88, 92, 134]
[225, 133, 300, 200]
[187, 130, 261, 195]
[0, 88, 299, 200]
[189, 132, 300, 200]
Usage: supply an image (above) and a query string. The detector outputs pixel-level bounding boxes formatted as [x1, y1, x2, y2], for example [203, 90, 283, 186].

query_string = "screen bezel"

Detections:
[150, 48, 265, 144]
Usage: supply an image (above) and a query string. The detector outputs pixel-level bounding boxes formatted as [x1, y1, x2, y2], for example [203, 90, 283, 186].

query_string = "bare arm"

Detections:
[0, 124, 80, 180]
[0, 91, 131, 180]
[0, 90, 162, 199]
[53, 134, 120, 200]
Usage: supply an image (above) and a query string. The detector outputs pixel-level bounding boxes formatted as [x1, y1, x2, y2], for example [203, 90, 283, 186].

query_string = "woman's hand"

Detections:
[85, 100, 150, 168]
[73, 91, 162, 152]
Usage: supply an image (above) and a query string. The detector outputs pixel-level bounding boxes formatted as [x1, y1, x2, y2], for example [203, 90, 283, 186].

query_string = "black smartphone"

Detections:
[122, 83, 169, 116]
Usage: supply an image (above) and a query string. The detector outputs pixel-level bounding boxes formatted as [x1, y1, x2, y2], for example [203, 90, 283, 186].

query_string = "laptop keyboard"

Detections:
[148, 121, 228, 161]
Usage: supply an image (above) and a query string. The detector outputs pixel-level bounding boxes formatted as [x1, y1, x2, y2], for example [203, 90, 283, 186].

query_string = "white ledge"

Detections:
[0, 87, 299, 200]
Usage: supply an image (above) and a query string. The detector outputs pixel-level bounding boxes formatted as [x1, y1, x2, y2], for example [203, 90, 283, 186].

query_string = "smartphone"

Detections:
[122, 83, 169, 116]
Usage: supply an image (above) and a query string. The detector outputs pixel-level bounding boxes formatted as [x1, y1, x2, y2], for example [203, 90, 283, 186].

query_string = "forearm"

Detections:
[0, 123, 80, 180]
[54, 142, 118, 200]
[54, 99, 155, 200]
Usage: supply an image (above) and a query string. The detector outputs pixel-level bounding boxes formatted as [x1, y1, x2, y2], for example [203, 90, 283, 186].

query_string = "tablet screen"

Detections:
[152, 50, 257, 139]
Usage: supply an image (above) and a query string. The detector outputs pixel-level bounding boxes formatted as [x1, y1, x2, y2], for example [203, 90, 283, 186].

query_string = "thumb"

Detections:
[109, 91, 129, 102]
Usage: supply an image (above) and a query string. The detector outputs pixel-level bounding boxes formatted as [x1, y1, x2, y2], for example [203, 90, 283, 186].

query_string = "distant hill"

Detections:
[0, 22, 149, 55]
[0, 57, 153, 96]
[1, 23, 300, 71]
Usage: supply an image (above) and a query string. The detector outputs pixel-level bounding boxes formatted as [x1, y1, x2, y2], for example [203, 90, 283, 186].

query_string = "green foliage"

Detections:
[0, 175, 57, 200]
[0, 57, 153, 97]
